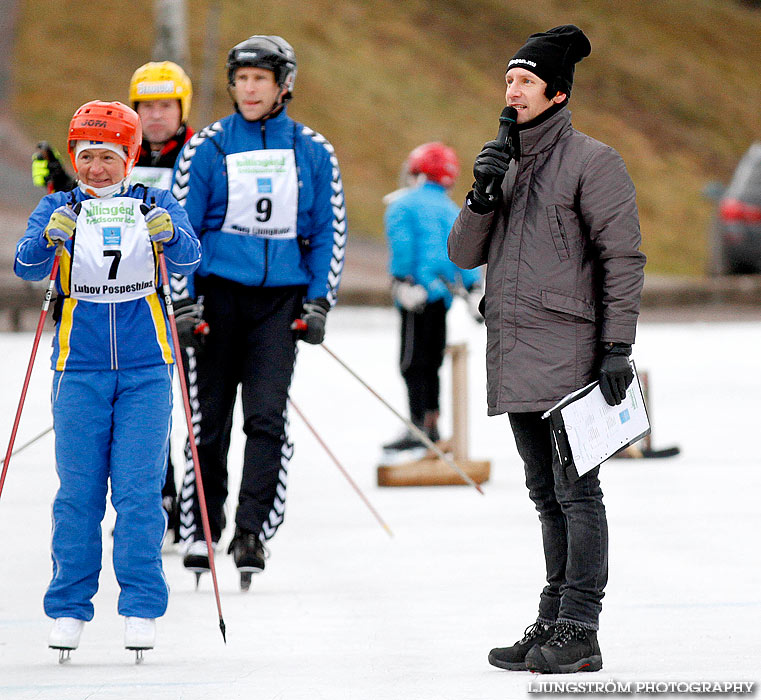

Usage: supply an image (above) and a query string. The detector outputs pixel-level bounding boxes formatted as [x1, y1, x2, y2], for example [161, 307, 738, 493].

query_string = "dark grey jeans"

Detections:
[508, 411, 608, 630]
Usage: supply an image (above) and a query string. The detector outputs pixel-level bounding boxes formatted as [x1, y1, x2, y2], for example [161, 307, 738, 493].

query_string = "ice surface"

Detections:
[0, 304, 759, 699]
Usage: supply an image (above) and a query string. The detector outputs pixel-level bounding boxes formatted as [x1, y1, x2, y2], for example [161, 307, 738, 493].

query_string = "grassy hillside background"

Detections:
[11, 0, 761, 275]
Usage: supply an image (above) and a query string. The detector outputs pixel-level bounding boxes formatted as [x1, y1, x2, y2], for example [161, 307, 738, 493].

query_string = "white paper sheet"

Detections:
[544, 365, 650, 476]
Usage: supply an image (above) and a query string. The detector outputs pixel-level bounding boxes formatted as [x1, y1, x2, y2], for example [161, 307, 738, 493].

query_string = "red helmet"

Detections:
[407, 142, 460, 187]
[67, 101, 142, 174]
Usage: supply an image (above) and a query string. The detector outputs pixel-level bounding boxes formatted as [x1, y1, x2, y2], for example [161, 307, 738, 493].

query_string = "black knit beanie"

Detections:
[506, 24, 591, 97]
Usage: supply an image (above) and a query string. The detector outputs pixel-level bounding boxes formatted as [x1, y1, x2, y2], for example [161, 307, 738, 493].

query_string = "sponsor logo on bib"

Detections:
[103, 227, 121, 246]
[84, 202, 137, 226]
[236, 155, 287, 174]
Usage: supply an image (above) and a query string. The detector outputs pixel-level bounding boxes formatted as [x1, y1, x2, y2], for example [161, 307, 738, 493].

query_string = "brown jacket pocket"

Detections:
[541, 289, 595, 322]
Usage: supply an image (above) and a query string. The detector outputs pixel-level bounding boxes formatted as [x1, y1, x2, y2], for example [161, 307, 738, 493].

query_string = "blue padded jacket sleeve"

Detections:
[172, 133, 218, 237]
[14, 192, 71, 280]
[385, 199, 416, 281]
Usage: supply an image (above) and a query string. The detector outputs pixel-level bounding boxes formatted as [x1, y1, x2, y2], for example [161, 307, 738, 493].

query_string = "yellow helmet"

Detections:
[129, 61, 193, 122]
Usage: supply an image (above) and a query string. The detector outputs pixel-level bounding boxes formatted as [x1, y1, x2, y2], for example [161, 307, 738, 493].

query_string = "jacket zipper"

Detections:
[260, 121, 269, 286]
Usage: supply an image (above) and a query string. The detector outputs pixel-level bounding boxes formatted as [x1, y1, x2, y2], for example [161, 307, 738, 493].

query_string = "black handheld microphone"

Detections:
[484, 106, 519, 197]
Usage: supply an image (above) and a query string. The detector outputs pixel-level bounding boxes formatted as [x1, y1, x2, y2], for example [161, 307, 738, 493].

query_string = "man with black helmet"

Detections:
[172, 35, 346, 589]
[449, 25, 645, 674]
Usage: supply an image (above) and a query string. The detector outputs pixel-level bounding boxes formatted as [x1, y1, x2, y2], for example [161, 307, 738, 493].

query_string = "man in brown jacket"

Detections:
[448, 25, 646, 674]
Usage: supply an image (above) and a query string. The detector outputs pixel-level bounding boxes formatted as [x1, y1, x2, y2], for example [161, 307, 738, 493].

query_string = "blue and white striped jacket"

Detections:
[172, 108, 346, 305]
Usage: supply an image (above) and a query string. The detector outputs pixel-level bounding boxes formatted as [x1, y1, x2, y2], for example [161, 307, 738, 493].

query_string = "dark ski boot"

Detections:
[183, 539, 214, 589]
[228, 527, 266, 591]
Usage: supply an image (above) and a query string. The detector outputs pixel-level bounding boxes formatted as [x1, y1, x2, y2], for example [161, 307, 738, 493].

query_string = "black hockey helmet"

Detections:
[226, 35, 297, 100]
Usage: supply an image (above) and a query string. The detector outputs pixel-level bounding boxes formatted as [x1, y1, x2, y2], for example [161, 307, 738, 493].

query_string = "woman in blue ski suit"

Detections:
[14, 101, 200, 655]
[383, 143, 482, 450]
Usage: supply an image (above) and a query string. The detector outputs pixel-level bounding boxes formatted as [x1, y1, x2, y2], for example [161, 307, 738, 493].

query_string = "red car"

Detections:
[708, 143, 761, 275]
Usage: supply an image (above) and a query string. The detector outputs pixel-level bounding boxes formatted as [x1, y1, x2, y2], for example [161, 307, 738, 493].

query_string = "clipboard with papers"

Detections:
[541, 362, 651, 480]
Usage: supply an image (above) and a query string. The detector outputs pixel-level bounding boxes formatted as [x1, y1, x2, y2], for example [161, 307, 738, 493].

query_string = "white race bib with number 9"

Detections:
[71, 198, 156, 303]
[221, 149, 298, 239]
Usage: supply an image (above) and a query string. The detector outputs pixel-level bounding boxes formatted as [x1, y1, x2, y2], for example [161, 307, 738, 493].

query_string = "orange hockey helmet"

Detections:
[67, 101, 142, 174]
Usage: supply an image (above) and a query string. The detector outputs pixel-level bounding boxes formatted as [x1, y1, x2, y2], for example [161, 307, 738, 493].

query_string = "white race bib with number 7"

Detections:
[220, 149, 298, 239]
[71, 197, 156, 303]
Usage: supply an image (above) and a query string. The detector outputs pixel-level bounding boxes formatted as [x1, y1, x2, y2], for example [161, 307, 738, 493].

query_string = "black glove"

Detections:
[294, 298, 330, 344]
[598, 343, 634, 406]
[174, 297, 209, 352]
[470, 139, 515, 210]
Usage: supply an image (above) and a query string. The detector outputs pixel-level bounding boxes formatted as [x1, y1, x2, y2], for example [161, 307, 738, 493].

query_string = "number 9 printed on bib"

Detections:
[221, 149, 298, 239]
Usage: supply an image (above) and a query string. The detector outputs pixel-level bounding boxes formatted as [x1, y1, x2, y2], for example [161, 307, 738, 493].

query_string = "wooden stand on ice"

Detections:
[614, 369, 681, 459]
[377, 343, 491, 487]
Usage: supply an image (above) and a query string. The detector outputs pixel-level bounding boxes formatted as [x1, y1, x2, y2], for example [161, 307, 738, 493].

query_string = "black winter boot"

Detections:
[488, 621, 554, 671]
[228, 527, 266, 572]
[382, 429, 425, 452]
[525, 620, 603, 674]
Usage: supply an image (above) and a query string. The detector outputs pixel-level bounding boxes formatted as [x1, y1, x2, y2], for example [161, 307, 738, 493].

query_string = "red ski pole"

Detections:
[155, 242, 227, 644]
[1, 244, 63, 501]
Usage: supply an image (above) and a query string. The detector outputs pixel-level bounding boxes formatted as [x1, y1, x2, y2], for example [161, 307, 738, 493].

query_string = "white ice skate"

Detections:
[124, 616, 155, 664]
[48, 617, 85, 663]
[183, 539, 218, 588]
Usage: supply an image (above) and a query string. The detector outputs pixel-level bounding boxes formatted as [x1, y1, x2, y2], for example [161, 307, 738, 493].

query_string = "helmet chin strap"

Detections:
[229, 85, 289, 121]
[78, 178, 129, 199]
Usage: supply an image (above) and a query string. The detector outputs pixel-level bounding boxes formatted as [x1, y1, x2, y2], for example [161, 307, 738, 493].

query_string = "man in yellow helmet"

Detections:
[32, 62, 197, 546]
[128, 61, 194, 189]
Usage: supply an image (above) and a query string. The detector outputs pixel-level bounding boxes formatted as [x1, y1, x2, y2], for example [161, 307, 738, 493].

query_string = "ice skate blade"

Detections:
[126, 645, 153, 664]
[185, 565, 210, 574]
[55, 648, 72, 664]
[240, 572, 252, 591]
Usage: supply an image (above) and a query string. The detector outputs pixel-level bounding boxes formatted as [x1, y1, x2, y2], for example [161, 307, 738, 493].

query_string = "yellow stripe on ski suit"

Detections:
[55, 298, 78, 371]
[145, 292, 174, 365]
[58, 247, 72, 296]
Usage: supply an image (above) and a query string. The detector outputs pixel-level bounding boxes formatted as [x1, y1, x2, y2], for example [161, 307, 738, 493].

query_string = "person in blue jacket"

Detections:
[171, 35, 346, 587]
[382, 142, 482, 453]
[15, 100, 201, 659]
